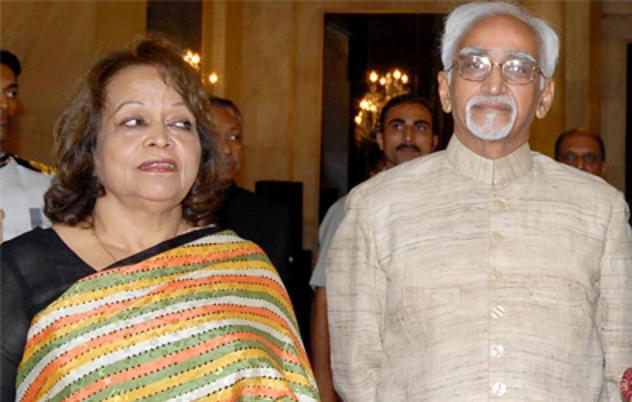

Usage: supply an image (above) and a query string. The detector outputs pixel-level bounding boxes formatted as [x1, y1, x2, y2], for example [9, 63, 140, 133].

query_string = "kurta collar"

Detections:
[445, 134, 533, 186]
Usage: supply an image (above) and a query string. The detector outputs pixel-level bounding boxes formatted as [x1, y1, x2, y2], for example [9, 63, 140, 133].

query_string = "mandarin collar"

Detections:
[445, 134, 533, 186]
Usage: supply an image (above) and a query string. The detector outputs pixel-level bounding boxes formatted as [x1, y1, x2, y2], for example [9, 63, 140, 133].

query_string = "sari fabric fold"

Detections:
[16, 230, 318, 401]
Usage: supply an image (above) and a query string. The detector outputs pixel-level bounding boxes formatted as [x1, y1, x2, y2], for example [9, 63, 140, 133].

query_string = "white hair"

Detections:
[441, 1, 559, 86]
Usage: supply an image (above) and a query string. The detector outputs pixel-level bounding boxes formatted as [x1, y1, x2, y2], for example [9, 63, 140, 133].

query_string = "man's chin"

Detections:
[395, 153, 420, 164]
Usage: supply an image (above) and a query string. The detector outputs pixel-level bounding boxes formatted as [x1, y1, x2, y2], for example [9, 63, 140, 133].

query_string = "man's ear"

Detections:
[431, 134, 439, 151]
[536, 78, 555, 119]
[437, 71, 452, 113]
[376, 131, 385, 151]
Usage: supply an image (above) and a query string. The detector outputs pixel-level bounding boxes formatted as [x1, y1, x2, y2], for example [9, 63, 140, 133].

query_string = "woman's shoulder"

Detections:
[2, 227, 58, 259]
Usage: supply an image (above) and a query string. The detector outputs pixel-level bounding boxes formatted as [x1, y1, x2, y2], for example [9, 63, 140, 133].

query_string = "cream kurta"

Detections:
[327, 135, 632, 402]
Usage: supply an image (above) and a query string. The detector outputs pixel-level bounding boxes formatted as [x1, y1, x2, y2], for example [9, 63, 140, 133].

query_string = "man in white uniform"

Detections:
[0, 50, 52, 242]
[327, 2, 632, 401]
[310, 94, 438, 401]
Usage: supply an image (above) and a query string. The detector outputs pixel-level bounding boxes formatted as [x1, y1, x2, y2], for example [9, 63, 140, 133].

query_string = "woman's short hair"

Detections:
[45, 35, 224, 227]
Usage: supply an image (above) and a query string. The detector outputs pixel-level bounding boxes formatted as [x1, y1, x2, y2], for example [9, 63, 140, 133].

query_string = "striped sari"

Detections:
[16, 229, 318, 401]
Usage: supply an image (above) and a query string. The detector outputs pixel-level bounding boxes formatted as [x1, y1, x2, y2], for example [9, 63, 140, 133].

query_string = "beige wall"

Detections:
[0, 0, 146, 163]
[2, 0, 627, 252]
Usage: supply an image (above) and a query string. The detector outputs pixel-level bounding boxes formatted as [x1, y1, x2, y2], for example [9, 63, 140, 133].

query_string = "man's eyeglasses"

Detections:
[448, 54, 544, 85]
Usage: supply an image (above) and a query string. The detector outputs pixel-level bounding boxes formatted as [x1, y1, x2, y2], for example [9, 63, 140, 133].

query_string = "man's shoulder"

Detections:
[11, 155, 55, 175]
[353, 151, 446, 193]
[1, 155, 53, 188]
[534, 152, 617, 194]
[222, 186, 288, 223]
[231, 186, 285, 211]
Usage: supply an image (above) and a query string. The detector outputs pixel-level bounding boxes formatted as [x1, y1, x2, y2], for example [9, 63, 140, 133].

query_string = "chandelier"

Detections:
[354, 69, 411, 145]
[183, 49, 219, 86]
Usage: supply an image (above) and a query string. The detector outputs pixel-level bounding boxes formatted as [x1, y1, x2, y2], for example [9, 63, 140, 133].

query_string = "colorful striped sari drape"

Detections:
[16, 230, 319, 401]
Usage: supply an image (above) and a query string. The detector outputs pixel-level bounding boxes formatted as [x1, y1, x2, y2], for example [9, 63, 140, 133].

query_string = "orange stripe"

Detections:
[26, 272, 289, 352]
[79, 243, 265, 280]
[65, 331, 294, 402]
[22, 304, 302, 400]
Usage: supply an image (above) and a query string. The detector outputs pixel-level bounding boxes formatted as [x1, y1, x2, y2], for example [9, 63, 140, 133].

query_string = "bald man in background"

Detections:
[555, 128, 606, 178]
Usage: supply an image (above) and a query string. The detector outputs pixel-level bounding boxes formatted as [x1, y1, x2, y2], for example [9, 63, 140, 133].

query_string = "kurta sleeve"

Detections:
[326, 187, 385, 402]
[598, 192, 632, 402]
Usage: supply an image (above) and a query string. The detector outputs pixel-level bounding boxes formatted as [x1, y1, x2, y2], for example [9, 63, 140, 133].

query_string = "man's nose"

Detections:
[483, 64, 507, 95]
[0, 93, 8, 110]
[403, 125, 414, 142]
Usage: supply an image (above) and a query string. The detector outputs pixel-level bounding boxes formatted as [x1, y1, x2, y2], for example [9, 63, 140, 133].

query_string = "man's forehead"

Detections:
[562, 132, 601, 150]
[0, 63, 17, 84]
[456, 14, 539, 59]
[386, 102, 431, 119]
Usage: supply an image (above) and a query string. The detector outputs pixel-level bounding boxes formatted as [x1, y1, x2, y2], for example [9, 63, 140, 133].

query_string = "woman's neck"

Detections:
[90, 199, 190, 258]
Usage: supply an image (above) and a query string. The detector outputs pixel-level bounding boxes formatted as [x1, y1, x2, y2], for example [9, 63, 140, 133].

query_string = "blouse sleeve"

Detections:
[1, 249, 31, 401]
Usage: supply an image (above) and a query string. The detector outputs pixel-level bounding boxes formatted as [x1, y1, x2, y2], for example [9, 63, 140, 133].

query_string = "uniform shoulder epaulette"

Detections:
[12, 154, 56, 175]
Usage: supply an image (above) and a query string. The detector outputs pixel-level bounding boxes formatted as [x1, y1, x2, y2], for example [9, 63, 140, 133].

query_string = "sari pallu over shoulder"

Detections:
[16, 229, 319, 402]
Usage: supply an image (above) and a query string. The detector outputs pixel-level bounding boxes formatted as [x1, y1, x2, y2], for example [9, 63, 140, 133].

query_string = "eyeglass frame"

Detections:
[447, 49, 546, 85]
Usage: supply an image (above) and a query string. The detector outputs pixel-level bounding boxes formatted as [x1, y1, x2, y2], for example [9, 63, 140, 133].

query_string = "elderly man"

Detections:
[310, 93, 437, 401]
[327, 2, 632, 402]
[555, 128, 606, 178]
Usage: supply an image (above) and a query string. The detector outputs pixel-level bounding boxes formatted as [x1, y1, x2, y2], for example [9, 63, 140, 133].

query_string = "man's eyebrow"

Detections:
[458, 48, 537, 63]
[3, 83, 18, 90]
[413, 119, 431, 125]
[507, 50, 537, 62]
[459, 47, 486, 56]
[386, 117, 405, 124]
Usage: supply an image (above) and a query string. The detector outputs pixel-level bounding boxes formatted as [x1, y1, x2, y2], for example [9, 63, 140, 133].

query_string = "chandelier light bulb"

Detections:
[379, 77, 387, 86]
[393, 69, 402, 79]
[208, 72, 219, 84]
[401, 74, 409, 84]
[369, 71, 379, 82]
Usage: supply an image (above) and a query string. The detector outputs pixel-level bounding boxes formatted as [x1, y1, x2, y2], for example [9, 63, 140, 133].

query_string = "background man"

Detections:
[327, 2, 631, 401]
[310, 93, 437, 402]
[0, 50, 52, 242]
[209, 97, 291, 285]
[555, 128, 606, 178]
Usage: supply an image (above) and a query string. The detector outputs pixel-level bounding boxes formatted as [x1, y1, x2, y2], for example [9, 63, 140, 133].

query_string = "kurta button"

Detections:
[491, 382, 507, 396]
[491, 199, 506, 210]
[490, 343, 504, 357]
[491, 304, 505, 319]
[491, 231, 504, 244]
[490, 269, 503, 280]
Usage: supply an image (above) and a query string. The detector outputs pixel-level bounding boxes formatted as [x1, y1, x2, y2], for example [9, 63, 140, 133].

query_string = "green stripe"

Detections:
[80, 337, 303, 402]
[38, 324, 305, 402]
[19, 285, 295, 384]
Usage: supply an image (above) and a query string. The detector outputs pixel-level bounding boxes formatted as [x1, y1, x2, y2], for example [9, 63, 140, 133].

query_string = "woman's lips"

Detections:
[138, 159, 177, 172]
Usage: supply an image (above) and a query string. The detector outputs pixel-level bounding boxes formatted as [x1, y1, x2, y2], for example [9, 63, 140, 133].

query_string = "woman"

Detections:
[1, 37, 318, 402]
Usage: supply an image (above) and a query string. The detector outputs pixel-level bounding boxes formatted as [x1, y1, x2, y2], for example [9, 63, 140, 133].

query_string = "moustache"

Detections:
[467, 95, 515, 112]
[396, 144, 421, 152]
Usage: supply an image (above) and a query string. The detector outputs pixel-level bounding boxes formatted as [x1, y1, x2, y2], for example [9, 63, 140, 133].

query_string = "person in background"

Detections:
[1, 36, 318, 402]
[0, 50, 52, 242]
[210, 96, 292, 285]
[554, 128, 606, 178]
[327, 2, 631, 401]
[310, 93, 438, 401]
